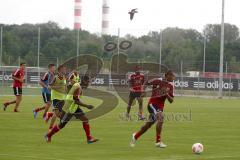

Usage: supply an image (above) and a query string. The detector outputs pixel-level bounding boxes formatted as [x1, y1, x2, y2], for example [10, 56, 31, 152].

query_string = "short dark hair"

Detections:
[57, 65, 64, 72]
[134, 65, 141, 71]
[165, 70, 174, 76]
[20, 62, 26, 66]
[48, 64, 55, 69]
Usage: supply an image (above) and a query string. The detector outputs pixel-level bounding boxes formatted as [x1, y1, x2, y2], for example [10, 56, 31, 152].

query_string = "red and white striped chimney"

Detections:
[74, 0, 82, 30]
[101, 0, 110, 35]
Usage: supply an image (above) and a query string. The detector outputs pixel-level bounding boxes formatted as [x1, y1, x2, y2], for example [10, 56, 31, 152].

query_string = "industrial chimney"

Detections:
[101, 0, 110, 35]
[74, 0, 82, 30]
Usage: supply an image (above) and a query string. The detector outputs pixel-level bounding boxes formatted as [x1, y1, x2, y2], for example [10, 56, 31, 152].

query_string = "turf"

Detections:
[0, 94, 240, 160]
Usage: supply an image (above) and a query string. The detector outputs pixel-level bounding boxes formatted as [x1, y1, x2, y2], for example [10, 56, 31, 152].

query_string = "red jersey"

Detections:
[148, 78, 174, 110]
[129, 73, 145, 93]
[12, 68, 25, 88]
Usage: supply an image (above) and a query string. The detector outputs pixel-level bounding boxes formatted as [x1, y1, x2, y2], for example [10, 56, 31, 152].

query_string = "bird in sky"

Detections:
[128, 8, 138, 20]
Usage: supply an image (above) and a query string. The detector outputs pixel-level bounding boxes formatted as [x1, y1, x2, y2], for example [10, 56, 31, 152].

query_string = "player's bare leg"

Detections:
[78, 114, 99, 144]
[3, 100, 16, 111]
[137, 97, 145, 120]
[33, 104, 47, 118]
[14, 95, 22, 112]
[135, 121, 155, 138]
[43, 102, 51, 117]
[126, 97, 134, 120]
[48, 114, 56, 130]
[49, 109, 61, 129]
[43, 102, 53, 122]
[45, 111, 69, 142]
[3, 95, 21, 112]
[46, 111, 98, 144]
[130, 121, 155, 147]
[155, 112, 167, 148]
[33, 101, 53, 120]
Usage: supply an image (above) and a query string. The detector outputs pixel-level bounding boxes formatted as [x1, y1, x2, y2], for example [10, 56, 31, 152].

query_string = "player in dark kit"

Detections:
[3, 63, 26, 112]
[45, 75, 98, 144]
[130, 70, 175, 148]
[33, 64, 55, 121]
[126, 66, 145, 120]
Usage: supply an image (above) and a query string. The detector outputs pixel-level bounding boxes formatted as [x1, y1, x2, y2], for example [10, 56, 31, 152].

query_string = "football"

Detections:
[192, 143, 204, 154]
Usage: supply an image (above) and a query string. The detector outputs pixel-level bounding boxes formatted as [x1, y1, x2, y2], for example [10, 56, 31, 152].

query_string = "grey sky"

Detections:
[0, 0, 239, 35]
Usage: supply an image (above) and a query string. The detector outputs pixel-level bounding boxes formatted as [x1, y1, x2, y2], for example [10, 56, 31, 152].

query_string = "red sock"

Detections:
[47, 125, 60, 137]
[156, 133, 161, 143]
[82, 122, 92, 140]
[134, 131, 142, 140]
[47, 112, 53, 117]
[35, 107, 45, 112]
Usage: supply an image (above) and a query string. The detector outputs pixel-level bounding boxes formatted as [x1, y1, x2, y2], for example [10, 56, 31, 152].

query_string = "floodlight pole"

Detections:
[159, 29, 163, 73]
[219, 0, 225, 98]
[0, 26, 2, 67]
[76, 28, 80, 68]
[117, 28, 120, 74]
[203, 31, 206, 73]
[37, 27, 40, 83]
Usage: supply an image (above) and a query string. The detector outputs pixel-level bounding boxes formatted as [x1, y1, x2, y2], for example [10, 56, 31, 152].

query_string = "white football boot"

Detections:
[156, 141, 167, 148]
[130, 133, 137, 147]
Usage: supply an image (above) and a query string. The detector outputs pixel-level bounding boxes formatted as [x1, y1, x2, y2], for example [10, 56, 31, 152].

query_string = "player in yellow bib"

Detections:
[48, 65, 67, 130]
[45, 75, 98, 144]
[68, 70, 80, 84]
[67, 70, 80, 91]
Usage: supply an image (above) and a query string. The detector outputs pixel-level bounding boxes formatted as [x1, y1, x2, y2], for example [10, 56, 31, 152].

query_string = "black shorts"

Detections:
[13, 87, 22, 96]
[59, 108, 84, 128]
[148, 104, 163, 122]
[42, 93, 51, 103]
[52, 99, 65, 111]
[129, 91, 142, 100]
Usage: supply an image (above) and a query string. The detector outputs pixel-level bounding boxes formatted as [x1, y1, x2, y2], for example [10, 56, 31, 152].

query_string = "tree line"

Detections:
[0, 21, 240, 73]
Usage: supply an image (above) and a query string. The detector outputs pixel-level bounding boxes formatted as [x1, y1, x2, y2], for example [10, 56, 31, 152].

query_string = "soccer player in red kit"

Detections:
[126, 66, 145, 120]
[3, 63, 26, 112]
[130, 70, 175, 148]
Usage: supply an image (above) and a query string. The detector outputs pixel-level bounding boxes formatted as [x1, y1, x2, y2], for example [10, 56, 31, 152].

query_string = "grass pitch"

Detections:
[0, 92, 240, 160]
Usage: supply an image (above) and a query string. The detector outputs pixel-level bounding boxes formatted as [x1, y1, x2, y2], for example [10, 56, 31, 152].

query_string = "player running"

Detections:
[45, 75, 98, 144]
[68, 70, 80, 85]
[67, 70, 80, 91]
[130, 70, 175, 148]
[48, 65, 67, 130]
[33, 64, 55, 121]
[3, 62, 26, 112]
[126, 66, 145, 120]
